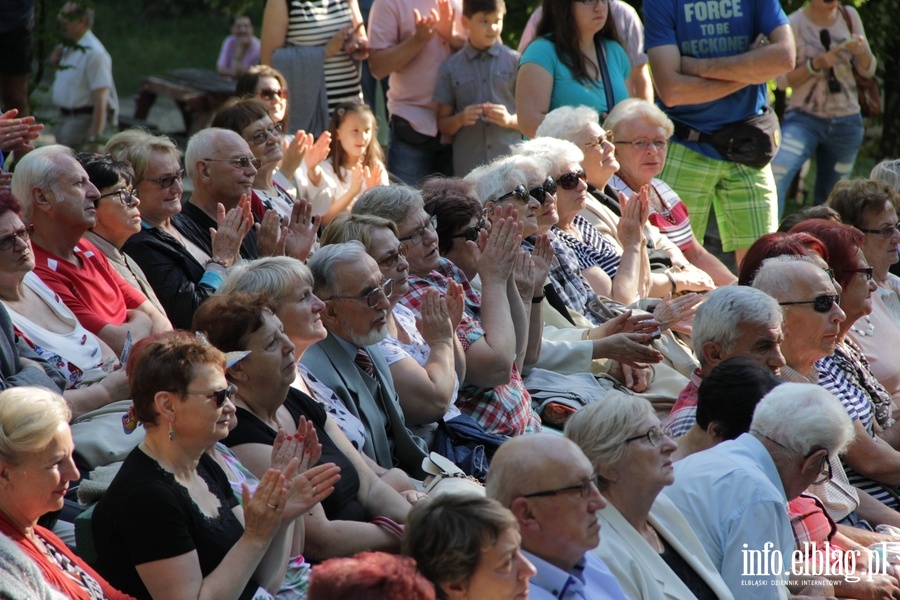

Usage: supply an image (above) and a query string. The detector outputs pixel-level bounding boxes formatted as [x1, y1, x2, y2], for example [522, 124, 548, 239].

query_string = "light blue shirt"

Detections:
[662, 433, 792, 600]
[524, 550, 628, 600]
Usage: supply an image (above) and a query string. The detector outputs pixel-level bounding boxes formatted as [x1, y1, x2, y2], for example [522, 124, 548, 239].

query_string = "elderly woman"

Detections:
[77, 153, 164, 315]
[308, 552, 435, 600]
[404, 494, 536, 600]
[737, 231, 829, 286]
[605, 99, 736, 286]
[320, 212, 465, 445]
[91, 331, 307, 599]
[516, 0, 630, 137]
[0, 387, 132, 599]
[565, 391, 734, 599]
[828, 180, 900, 351]
[106, 129, 249, 330]
[420, 177, 487, 282]
[0, 191, 130, 418]
[193, 292, 414, 560]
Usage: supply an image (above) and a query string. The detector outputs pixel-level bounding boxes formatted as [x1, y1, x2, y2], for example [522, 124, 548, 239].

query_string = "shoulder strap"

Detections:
[594, 37, 615, 116]
[838, 5, 854, 34]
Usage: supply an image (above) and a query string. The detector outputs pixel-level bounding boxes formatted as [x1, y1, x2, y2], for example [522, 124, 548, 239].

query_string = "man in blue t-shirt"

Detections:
[643, 0, 794, 266]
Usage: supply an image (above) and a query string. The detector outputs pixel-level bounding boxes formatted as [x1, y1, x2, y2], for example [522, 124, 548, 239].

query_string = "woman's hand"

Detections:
[242, 469, 289, 544]
[617, 187, 649, 248]
[210, 199, 253, 266]
[530, 233, 554, 293]
[653, 292, 702, 331]
[255, 209, 288, 257]
[513, 249, 536, 302]
[348, 162, 365, 196]
[594, 333, 663, 366]
[417, 287, 454, 348]
[671, 267, 715, 293]
[445, 280, 465, 331]
[282, 462, 341, 521]
[99, 368, 131, 402]
[590, 309, 659, 339]
[281, 130, 313, 180]
[282, 199, 319, 262]
[305, 132, 332, 184]
[400, 490, 427, 505]
[0, 109, 43, 153]
[325, 24, 355, 58]
[473, 204, 523, 285]
[365, 162, 384, 188]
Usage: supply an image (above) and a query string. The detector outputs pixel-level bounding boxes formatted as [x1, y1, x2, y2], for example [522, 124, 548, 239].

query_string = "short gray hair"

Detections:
[465, 156, 530, 206]
[751, 383, 853, 457]
[0, 387, 71, 465]
[692, 286, 782, 365]
[307, 241, 369, 298]
[564, 391, 655, 491]
[10, 145, 74, 220]
[604, 98, 675, 139]
[185, 128, 235, 181]
[352, 184, 422, 224]
[217, 256, 313, 309]
[106, 129, 182, 183]
[870, 159, 900, 193]
[513, 137, 584, 177]
[751, 255, 819, 302]
[536, 105, 601, 143]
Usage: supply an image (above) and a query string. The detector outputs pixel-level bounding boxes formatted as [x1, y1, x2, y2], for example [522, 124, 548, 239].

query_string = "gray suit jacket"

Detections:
[0, 303, 67, 392]
[301, 333, 428, 478]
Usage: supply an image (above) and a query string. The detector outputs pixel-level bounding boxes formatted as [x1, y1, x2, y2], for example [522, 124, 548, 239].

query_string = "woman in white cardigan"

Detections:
[565, 391, 734, 600]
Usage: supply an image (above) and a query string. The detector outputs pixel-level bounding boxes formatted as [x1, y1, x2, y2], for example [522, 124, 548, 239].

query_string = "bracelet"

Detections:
[205, 257, 229, 269]
[531, 295, 545, 304]
[665, 272, 677, 294]
[806, 58, 820, 75]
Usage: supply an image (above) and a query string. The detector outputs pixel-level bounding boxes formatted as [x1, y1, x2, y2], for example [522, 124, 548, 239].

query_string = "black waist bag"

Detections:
[673, 106, 781, 169]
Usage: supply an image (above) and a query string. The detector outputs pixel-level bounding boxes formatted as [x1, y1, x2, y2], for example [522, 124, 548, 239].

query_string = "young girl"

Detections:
[308, 101, 388, 223]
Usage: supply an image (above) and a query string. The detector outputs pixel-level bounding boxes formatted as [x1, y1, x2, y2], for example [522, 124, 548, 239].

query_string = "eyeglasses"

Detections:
[529, 177, 557, 205]
[142, 169, 184, 189]
[377, 244, 408, 269]
[751, 429, 832, 485]
[326, 277, 394, 308]
[0, 226, 31, 252]
[399, 214, 438, 246]
[616, 139, 668, 152]
[858, 222, 900, 239]
[521, 474, 600, 499]
[259, 88, 287, 101]
[573, 0, 609, 5]
[204, 156, 262, 170]
[186, 383, 237, 407]
[586, 131, 614, 149]
[450, 218, 487, 243]
[778, 294, 840, 313]
[840, 267, 874, 281]
[624, 426, 673, 447]
[557, 169, 587, 191]
[249, 122, 284, 146]
[497, 184, 529, 203]
[98, 188, 140, 207]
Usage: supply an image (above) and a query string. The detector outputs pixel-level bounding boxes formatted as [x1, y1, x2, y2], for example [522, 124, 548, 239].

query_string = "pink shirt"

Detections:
[368, 0, 464, 137]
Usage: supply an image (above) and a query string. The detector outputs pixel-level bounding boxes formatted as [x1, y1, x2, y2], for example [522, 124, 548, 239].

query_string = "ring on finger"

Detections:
[312, 485, 318, 495]
[267, 502, 278, 509]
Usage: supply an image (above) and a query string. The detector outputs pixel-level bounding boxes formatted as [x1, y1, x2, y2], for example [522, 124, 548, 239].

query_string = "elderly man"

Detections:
[10, 145, 170, 356]
[51, 1, 118, 149]
[664, 383, 853, 598]
[486, 434, 628, 599]
[301, 242, 428, 478]
[665, 285, 785, 437]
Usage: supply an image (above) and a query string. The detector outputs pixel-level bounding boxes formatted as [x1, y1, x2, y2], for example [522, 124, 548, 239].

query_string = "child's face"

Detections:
[232, 17, 253, 38]
[463, 10, 504, 51]
[336, 111, 374, 161]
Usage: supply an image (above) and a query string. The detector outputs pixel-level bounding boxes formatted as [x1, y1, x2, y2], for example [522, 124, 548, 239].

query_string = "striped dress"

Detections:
[286, 0, 362, 111]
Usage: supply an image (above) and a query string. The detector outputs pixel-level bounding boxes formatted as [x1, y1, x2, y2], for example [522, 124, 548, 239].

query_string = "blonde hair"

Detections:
[0, 388, 71, 465]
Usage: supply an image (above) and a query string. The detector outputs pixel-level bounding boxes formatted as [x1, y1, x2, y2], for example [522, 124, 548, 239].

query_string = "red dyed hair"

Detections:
[738, 232, 829, 286]
[789, 220, 865, 290]
[308, 552, 435, 600]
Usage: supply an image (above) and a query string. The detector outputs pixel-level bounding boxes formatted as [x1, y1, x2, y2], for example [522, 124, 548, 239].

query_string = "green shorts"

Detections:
[660, 142, 778, 252]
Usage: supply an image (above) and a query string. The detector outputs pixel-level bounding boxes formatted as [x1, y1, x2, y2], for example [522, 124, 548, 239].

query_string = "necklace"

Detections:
[849, 315, 875, 337]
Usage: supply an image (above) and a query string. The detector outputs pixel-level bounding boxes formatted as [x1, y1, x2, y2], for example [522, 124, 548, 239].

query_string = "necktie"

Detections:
[355, 347, 376, 379]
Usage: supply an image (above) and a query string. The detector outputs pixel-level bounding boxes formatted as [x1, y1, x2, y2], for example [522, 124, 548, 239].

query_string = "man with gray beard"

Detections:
[301, 241, 428, 477]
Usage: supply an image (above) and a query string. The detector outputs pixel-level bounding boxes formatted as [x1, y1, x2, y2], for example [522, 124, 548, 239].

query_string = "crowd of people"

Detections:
[1, 0, 899, 597]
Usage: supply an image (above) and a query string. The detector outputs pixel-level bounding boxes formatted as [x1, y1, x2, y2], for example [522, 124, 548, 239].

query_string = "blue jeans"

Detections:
[771, 110, 864, 215]
[388, 118, 453, 185]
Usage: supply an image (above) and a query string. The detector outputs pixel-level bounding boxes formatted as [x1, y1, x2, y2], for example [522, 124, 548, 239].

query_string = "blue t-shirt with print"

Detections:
[520, 36, 630, 117]
[643, 0, 788, 159]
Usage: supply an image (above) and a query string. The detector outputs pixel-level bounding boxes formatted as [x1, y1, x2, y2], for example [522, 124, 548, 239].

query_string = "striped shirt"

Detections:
[608, 175, 695, 252]
[286, 0, 362, 111]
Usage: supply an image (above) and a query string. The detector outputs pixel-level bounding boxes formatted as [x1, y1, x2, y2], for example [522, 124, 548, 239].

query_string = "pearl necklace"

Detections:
[850, 315, 875, 337]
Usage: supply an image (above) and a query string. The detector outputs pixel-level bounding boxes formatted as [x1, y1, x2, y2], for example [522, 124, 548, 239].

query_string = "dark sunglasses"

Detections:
[557, 169, 587, 190]
[529, 177, 557, 205]
[497, 184, 529, 203]
[779, 294, 840, 313]
[259, 88, 287, 100]
[451, 218, 487, 242]
[187, 383, 237, 407]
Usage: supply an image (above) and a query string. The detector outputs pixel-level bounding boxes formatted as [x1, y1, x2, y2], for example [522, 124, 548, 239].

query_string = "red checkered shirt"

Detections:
[664, 368, 703, 437]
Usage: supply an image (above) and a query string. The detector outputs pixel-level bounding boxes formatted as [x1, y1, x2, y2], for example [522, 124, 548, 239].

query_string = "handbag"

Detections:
[422, 452, 485, 498]
[839, 6, 881, 118]
[70, 399, 144, 474]
[524, 367, 622, 428]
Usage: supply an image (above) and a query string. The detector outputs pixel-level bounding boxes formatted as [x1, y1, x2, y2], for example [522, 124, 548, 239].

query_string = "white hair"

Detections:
[751, 383, 854, 457]
[751, 254, 821, 302]
[692, 286, 783, 365]
[465, 156, 531, 206]
[352, 184, 423, 224]
[535, 105, 601, 143]
[307, 241, 370, 297]
[604, 98, 675, 139]
[513, 137, 584, 177]
[184, 128, 239, 182]
[10, 145, 74, 220]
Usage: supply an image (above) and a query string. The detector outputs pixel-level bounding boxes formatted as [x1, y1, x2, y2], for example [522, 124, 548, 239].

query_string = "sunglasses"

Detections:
[186, 383, 237, 407]
[497, 184, 529, 203]
[557, 169, 587, 190]
[259, 88, 287, 100]
[450, 218, 487, 242]
[529, 177, 557, 205]
[779, 294, 840, 313]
